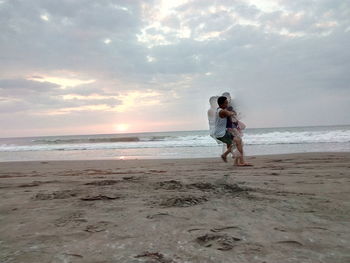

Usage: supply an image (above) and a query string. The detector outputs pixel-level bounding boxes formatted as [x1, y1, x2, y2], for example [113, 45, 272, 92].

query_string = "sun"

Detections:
[114, 123, 129, 133]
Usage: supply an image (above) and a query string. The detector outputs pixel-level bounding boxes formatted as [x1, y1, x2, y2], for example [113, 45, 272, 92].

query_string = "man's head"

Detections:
[217, 96, 228, 109]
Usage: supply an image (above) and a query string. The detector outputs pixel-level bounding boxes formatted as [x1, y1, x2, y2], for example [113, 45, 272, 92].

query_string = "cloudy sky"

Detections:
[0, 0, 349, 137]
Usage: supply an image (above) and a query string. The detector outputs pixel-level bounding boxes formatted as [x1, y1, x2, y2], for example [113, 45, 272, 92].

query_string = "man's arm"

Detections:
[219, 109, 236, 118]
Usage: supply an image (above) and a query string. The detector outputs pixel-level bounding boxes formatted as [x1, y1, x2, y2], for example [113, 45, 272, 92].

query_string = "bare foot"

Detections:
[221, 155, 228, 163]
[236, 163, 253, 167]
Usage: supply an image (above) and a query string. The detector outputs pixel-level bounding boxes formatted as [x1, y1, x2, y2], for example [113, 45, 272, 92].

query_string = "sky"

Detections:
[0, 0, 349, 138]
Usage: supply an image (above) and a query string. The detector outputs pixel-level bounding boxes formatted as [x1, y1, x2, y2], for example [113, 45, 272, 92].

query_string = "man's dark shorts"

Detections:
[216, 131, 233, 146]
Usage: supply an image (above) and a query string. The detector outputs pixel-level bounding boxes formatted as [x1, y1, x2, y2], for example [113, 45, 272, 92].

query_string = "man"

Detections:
[214, 96, 251, 166]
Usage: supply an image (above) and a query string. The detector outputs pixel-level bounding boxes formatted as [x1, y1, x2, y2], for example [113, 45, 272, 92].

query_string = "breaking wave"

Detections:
[1, 127, 350, 152]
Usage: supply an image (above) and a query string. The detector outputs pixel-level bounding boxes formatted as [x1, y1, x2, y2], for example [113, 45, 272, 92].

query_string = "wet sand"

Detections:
[0, 152, 349, 263]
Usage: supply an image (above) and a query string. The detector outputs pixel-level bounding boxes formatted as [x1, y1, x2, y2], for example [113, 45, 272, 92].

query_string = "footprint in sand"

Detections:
[210, 226, 240, 232]
[122, 176, 141, 181]
[189, 182, 249, 196]
[148, 170, 167, 174]
[146, 212, 170, 219]
[135, 251, 176, 263]
[273, 227, 287, 232]
[232, 243, 266, 255]
[84, 221, 113, 233]
[159, 196, 208, 207]
[268, 159, 283, 163]
[84, 180, 119, 186]
[154, 180, 185, 190]
[187, 182, 216, 191]
[19, 181, 42, 187]
[33, 189, 81, 200]
[54, 211, 87, 227]
[80, 194, 120, 201]
[195, 233, 241, 251]
[276, 240, 303, 247]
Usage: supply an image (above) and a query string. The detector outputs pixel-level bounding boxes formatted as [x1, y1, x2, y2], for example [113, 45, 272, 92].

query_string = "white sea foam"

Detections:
[1, 128, 350, 152]
[245, 130, 350, 145]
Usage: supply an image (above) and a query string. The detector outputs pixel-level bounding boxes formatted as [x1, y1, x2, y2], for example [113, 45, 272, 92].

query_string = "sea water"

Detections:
[0, 125, 350, 161]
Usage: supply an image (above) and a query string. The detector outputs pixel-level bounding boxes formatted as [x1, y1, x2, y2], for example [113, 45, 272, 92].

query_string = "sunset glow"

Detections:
[0, 0, 349, 138]
[28, 75, 96, 89]
[114, 123, 129, 133]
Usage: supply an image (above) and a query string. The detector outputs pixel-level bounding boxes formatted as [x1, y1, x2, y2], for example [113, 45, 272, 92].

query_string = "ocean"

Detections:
[1, 125, 350, 162]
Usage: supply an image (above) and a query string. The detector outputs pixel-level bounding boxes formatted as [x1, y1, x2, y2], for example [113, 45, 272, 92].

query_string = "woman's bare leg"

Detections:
[233, 136, 252, 166]
[233, 137, 244, 161]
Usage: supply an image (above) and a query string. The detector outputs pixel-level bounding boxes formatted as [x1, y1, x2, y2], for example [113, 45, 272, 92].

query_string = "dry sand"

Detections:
[0, 152, 349, 263]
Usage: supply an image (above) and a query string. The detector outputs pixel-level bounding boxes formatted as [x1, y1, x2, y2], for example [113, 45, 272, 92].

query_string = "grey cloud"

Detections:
[67, 83, 108, 96]
[0, 79, 60, 95]
[0, 109, 118, 133]
[0, 78, 122, 114]
[161, 15, 181, 29]
[0, 0, 148, 77]
[0, 0, 349, 136]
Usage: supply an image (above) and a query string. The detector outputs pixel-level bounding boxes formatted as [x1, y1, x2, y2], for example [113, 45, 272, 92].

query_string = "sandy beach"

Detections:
[0, 152, 349, 263]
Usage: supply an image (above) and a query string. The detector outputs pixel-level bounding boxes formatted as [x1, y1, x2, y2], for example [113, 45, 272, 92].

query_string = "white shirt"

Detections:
[214, 108, 227, 138]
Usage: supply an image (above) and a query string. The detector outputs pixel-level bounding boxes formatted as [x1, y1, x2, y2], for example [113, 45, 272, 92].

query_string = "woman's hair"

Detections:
[209, 96, 217, 105]
[217, 96, 227, 106]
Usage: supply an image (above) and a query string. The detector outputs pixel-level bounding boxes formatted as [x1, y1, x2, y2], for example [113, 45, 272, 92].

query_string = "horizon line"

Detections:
[1, 123, 350, 140]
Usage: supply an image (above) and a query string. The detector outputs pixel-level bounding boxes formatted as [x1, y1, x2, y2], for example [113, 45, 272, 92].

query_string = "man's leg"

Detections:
[221, 143, 233, 162]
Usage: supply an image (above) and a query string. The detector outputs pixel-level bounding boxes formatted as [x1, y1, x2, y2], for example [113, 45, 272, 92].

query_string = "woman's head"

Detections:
[209, 96, 218, 107]
[222, 92, 231, 102]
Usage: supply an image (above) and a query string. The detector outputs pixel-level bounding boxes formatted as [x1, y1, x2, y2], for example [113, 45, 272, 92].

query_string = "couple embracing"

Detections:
[213, 95, 252, 167]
